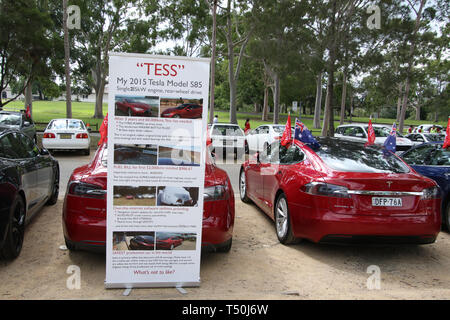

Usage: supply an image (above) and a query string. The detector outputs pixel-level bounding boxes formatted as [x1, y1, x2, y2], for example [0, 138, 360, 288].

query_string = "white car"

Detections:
[335, 124, 413, 152]
[412, 124, 444, 134]
[405, 133, 446, 146]
[245, 124, 292, 152]
[42, 118, 91, 155]
[157, 186, 193, 206]
[209, 123, 246, 159]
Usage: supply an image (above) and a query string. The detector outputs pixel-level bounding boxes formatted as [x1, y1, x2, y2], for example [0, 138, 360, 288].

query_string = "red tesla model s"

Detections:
[115, 98, 153, 117]
[239, 138, 441, 245]
[160, 103, 202, 119]
[62, 143, 234, 252]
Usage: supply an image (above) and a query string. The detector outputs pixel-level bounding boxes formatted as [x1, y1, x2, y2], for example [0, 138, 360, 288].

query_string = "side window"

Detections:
[260, 126, 269, 134]
[280, 145, 305, 164]
[0, 133, 23, 159]
[429, 148, 450, 166]
[17, 133, 39, 158]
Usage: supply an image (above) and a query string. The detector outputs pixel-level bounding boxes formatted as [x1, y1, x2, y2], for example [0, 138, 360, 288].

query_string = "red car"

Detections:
[156, 234, 184, 250]
[161, 103, 202, 119]
[239, 138, 441, 245]
[62, 143, 234, 252]
[115, 98, 153, 117]
[129, 235, 155, 250]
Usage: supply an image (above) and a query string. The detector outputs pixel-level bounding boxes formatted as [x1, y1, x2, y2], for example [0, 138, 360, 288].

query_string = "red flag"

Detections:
[98, 113, 108, 146]
[280, 114, 292, 147]
[365, 117, 376, 147]
[25, 104, 31, 118]
[443, 117, 450, 149]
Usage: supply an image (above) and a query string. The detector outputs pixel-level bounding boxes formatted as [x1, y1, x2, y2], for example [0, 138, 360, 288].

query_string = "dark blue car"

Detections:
[400, 142, 450, 231]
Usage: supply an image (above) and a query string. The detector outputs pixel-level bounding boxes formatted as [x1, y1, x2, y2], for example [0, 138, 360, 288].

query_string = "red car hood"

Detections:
[128, 102, 150, 109]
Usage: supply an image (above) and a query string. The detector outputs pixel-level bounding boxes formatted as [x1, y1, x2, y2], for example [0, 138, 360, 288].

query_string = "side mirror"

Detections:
[87, 127, 92, 132]
[40, 148, 50, 156]
[23, 121, 31, 127]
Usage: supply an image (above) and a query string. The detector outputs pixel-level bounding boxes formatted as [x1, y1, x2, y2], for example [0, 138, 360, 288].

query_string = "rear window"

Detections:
[48, 119, 85, 130]
[0, 113, 21, 126]
[212, 125, 243, 136]
[315, 141, 410, 173]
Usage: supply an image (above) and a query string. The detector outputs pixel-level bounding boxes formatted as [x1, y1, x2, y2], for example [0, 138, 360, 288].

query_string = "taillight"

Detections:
[76, 133, 89, 139]
[43, 133, 55, 138]
[301, 182, 350, 198]
[421, 186, 440, 200]
[68, 182, 106, 198]
[203, 185, 228, 201]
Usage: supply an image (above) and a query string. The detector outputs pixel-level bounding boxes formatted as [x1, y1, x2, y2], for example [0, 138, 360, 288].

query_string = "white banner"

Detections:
[105, 53, 210, 288]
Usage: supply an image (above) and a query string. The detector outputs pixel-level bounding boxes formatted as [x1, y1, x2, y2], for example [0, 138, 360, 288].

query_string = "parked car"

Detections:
[160, 103, 202, 119]
[245, 124, 292, 153]
[239, 138, 441, 245]
[0, 110, 37, 144]
[335, 124, 413, 152]
[400, 142, 450, 231]
[0, 129, 59, 259]
[114, 145, 157, 165]
[62, 143, 235, 252]
[115, 97, 154, 117]
[42, 119, 91, 155]
[209, 123, 246, 159]
[405, 133, 445, 146]
[412, 124, 444, 134]
[157, 186, 194, 206]
[129, 235, 155, 250]
[156, 234, 184, 250]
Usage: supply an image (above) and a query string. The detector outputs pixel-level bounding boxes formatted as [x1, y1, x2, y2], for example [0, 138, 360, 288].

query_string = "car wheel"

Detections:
[239, 169, 251, 203]
[0, 196, 26, 260]
[445, 202, 450, 233]
[216, 238, 232, 253]
[46, 167, 59, 206]
[173, 114, 180, 118]
[274, 193, 300, 245]
[65, 238, 77, 251]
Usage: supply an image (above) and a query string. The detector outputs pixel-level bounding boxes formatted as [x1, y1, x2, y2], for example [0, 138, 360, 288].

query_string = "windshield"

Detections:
[315, 140, 410, 173]
[48, 119, 85, 130]
[272, 126, 286, 133]
[212, 125, 244, 136]
[0, 113, 21, 126]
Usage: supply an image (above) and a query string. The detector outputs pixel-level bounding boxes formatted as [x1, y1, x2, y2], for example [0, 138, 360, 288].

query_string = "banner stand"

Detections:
[105, 52, 210, 289]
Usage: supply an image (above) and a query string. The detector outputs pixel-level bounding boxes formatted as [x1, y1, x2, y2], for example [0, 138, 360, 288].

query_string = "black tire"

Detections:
[0, 196, 26, 260]
[46, 167, 59, 206]
[239, 169, 251, 203]
[216, 238, 232, 253]
[444, 202, 450, 233]
[65, 238, 77, 251]
[274, 193, 300, 245]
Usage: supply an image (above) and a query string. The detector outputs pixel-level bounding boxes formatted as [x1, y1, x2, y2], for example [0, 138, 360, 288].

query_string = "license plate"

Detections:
[60, 134, 72, 139]
[372, 197, 403, 207]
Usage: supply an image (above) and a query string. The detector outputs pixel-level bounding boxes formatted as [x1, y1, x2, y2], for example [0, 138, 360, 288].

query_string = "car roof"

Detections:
[337, 123, 390, 128]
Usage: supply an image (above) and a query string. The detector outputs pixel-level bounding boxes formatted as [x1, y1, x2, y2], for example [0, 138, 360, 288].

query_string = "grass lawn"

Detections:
[2, 100, 446, 134]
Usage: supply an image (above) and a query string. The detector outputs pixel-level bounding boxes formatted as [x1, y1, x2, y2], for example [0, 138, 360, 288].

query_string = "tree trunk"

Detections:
[313, 72, 322, 129]
[94, 79, 105, 119]
[398, 0, 426, 133]
[272, 73, 280, 124]
[339, 72, 347, 125]
[415, 105, 421, 120]
[209, 0, 217, 124]
[262, 86, 269, 121]
[321, 69, 335, 137]
[63, 0, 72, 119]
[25, 82, 32, 115]
[396, 83, 403, 122]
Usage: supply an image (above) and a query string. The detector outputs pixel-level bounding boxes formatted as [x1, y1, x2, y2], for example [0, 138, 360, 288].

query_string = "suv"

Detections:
[0, 110, 37, 144]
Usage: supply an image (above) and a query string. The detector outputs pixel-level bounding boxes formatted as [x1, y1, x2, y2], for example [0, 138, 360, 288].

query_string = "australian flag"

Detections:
[383, 122, 397, 153]
[294, 118, 320, 149]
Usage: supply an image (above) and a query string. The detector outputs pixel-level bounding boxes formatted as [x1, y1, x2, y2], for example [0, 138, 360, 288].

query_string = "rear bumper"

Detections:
[43, 139, 90, 150]
[289, 202, 441, 244]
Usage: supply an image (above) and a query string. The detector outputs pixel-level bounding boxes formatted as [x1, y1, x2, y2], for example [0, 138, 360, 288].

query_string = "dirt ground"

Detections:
[0, 196, 449, 300]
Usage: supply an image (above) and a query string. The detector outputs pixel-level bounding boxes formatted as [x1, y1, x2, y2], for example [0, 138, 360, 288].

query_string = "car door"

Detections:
[0, 133, 39, 211]
[257, 126, 270, 151]
[246, 127, 259, 152]
[245, 142, 269, 205]
[18, 133, 53, 203]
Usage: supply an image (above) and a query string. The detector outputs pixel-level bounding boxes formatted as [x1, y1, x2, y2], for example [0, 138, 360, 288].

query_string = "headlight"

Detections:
[421, 186, 440, 199]
[68, 182, 106, 198]
[204, 185, 228, 201]
[301, 182, 350, 198]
